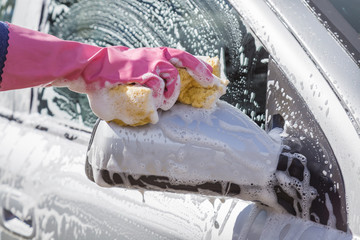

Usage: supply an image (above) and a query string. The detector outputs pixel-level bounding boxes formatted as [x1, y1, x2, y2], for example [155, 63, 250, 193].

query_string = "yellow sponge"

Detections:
[109, 85, 155, 126]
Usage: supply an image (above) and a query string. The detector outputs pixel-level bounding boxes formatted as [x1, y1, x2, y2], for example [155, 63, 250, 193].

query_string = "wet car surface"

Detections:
[0, 0, 359, 239]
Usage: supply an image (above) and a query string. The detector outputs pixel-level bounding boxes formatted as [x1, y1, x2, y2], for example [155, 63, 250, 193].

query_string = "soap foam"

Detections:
[161, 75, 181, 111]
[141, 72, 165, 109]
[51, 78, 88, 93]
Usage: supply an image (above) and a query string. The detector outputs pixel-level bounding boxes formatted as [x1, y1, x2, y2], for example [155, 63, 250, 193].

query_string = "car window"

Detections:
[329, 0, 360, 33]
[0, 0, 15, 22]
[37, 0, 269, 128]
[306, 0, 360, 66]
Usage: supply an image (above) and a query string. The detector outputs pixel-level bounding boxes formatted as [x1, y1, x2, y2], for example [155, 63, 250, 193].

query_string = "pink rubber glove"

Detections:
[0, 23, 217, 110]
[79, 46, 216, 109]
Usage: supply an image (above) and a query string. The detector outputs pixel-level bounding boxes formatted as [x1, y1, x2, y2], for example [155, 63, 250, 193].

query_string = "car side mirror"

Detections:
[85, 102, 282, 198]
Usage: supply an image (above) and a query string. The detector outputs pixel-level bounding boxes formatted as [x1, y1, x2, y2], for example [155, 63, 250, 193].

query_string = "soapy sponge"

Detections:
[109, 85, 157, 127]
[177, 56, 227, 108]
[111, 57, 228, 126]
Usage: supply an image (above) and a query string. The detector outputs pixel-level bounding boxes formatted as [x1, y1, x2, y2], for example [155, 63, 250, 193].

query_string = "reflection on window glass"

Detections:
[306, 0, 360, 66]
[329, 0, 360, 33]
[0, 0, 15, 22]
[41, 0, 268, 128]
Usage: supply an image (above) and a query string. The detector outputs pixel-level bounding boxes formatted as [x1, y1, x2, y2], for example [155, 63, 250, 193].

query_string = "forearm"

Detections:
[0, 22, 220, 125]
[0, 22, 103, 91]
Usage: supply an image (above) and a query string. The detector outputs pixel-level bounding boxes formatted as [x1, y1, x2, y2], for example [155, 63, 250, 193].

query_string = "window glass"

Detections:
[329, 0, 360, 33]
[40, 0, 269, 128]
[306, 0, 360, 66]
[0, 0, 15, 22]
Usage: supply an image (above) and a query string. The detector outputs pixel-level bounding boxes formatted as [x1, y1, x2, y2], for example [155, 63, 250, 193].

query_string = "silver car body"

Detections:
[0, 0, 359, 239]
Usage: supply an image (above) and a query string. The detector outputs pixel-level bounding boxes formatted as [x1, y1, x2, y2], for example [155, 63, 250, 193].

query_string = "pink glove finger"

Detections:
[159, 71, 181, 110]
[142, 73, 165, 109]
[152, 61, 178, 97]
[164, 48, 215, 87]
[198, 58, 213, 73]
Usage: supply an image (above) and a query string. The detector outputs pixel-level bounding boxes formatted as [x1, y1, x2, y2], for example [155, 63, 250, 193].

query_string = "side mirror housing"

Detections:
[86, 102, 281, 197]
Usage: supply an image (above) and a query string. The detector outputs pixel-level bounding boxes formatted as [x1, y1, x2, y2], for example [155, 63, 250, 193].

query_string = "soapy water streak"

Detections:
[86, 148, 320, 222]
[87, 152, 327, 231]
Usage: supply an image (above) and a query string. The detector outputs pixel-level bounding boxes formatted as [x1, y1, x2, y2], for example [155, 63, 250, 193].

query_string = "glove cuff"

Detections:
[0, 22, 102, 91]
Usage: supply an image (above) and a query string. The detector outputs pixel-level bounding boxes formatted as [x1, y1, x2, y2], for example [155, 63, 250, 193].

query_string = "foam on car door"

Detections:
[266, 58, 347, 232]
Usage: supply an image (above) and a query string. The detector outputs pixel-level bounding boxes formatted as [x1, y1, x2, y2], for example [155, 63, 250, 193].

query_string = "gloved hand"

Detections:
[77, 46, 217, 110]
[0, 22, 217, 110]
